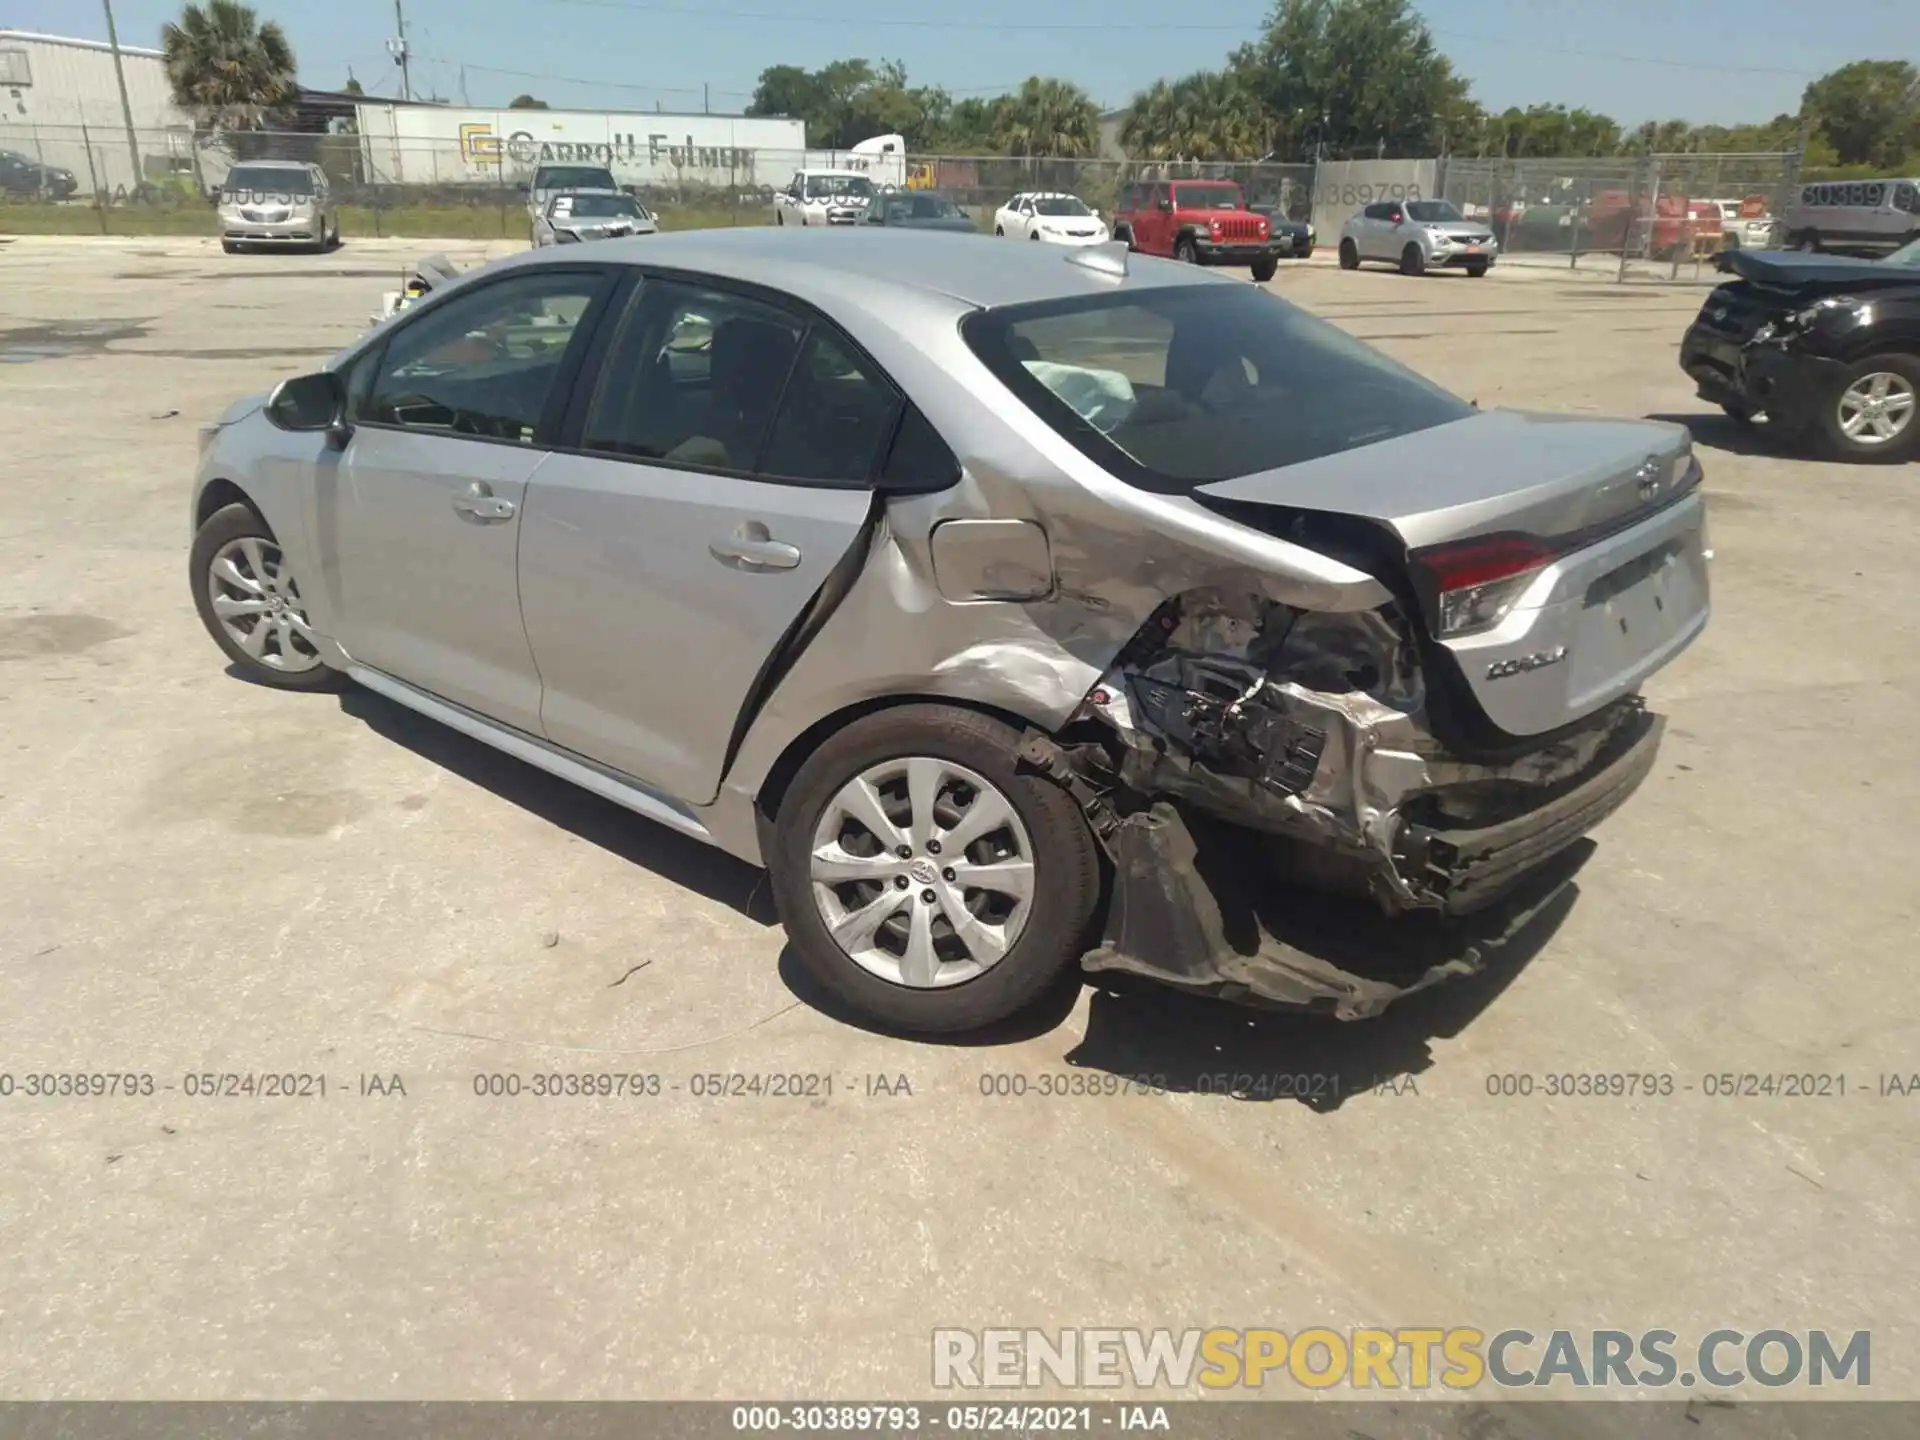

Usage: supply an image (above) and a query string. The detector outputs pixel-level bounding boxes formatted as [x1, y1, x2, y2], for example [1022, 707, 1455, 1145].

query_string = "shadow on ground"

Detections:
[335, 683, 779, 925]
[1647, 409, 1805, 459]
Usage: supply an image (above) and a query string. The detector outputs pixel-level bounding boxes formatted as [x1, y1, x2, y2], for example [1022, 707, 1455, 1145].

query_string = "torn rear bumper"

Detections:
[1081, 709, 1662, 1018]
[1395, 710, 1663, 915]
[1083, 801, 1591, 1020]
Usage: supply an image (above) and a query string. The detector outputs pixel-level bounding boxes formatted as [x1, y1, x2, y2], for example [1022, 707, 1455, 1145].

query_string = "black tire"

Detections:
[1465, 261, 1489, 278]
[1250, 257, 1278, 283]
[221, 240, 238, 254]
[1115, 226, 1135, 251]
[1174, 235, 1198, 264]
[769, 704, 1101, 1034]
[1794, 231, 1820, 253]
[1031, 231, 1041, 240]
[775, 210, 785, 226]
[1338, 238, 1359, 270]
[1814, 353, 1920, 464]
[1719, 401, 1758, 428]
[189, 502, 342, 691]
[1400, 243, 1426, 276]
[994, 225, 1004, 236]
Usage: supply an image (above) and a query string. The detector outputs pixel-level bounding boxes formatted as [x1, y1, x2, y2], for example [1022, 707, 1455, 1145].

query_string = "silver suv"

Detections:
[189, 232, 1707, 1035]
[1339, 198, 1498, 276]
[217, 160, 338, 254]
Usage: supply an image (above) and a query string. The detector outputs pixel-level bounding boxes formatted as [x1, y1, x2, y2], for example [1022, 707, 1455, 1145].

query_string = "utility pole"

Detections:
[101, 0, 143, 193]
[704, 82, 710, 115]
[388, 0, 413, 103]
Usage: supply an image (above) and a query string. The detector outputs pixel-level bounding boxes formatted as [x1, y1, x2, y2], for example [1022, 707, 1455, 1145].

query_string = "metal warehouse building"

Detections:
[1, 28, 194, 195]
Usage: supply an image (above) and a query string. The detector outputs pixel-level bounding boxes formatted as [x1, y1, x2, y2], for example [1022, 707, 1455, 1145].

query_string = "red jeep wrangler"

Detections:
[1112, 178, 1288, 282]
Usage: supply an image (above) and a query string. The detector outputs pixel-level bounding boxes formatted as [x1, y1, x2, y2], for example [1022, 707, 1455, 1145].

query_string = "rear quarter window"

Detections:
[962, 284, 1472, 494]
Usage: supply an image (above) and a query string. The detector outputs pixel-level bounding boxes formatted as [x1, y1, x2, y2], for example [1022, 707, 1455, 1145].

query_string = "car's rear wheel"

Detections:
[1338, 238, 1359, 270]
[769, 705, 1100, 1034]
[1817, 355, 1920, 463]
[1400, 243, 1426, 276]
[1250, 257, 1277, 283]
[1175, 236, 1198, 264]
[189, 502, 341, 691]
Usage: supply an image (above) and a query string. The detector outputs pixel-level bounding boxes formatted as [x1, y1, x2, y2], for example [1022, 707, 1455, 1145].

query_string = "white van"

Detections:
[1781, 177, 1920, 255]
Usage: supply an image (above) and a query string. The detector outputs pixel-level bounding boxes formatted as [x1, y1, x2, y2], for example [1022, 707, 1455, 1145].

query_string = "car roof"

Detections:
[500, 226, 1240, 311]
[231, 159, 310, 169]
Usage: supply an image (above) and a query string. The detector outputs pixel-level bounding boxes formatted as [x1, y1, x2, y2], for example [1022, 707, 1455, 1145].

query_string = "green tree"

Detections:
[161, 0, 297, 129]
[508, 94, 549, 110]
[994, 76, 1101, 158]
[1802, 60, 1920, 167]
[1231, 0, 1474, 159]
[1121, 70, 1265, 160]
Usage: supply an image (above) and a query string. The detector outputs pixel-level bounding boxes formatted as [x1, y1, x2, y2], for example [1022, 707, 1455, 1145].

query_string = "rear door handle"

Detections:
[710, 522, 801, 571]
[452, 481, 516, 523]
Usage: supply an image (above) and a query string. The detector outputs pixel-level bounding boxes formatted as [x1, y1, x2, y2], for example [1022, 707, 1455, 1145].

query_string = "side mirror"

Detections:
[266, 371, 346, 434]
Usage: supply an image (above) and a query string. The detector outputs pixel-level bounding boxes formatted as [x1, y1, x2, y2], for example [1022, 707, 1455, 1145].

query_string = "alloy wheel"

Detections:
[809, 757, 1036, 989]
[1836, 371, 1916, 446]
[206, 536, 323, 673]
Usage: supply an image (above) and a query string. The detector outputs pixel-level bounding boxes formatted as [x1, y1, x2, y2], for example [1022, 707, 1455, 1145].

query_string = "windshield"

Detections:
[884, 194, 963, 220]
[807, 175, 875, 200]
[1885, 236, 1920, 267]
[1173, 184, 1240, 210]
[224, 166, 313, 198]
[963, 285, 1471, 493]
[1035, 196, 1092, 217]
[535, 166, 616, 191]
[552, 193, 642, 220]
[1406, 201, 1464, 223]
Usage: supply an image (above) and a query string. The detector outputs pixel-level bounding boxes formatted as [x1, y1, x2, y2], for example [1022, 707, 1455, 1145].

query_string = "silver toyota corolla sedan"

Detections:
[189, 229, 1709, 1034]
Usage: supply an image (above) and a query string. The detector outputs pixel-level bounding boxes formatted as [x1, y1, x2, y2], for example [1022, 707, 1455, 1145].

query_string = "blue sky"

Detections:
[9, 0, 1918, 126]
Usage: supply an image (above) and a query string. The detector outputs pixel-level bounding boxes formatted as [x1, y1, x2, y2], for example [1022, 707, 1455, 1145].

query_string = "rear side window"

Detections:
[881, 405, 960, 492]
[962, 285, 1471, 494]
[1896, 183, 1918, 215]
[758, 330, 898, 484]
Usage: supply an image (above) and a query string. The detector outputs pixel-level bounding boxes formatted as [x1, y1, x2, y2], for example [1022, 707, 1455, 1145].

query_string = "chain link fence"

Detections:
[1435, 151, 1801, 281]
[1, 118, 1797, 284]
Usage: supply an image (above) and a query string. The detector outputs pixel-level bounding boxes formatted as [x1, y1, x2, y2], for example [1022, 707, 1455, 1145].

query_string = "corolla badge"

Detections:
[1487, 646, 1568, 681]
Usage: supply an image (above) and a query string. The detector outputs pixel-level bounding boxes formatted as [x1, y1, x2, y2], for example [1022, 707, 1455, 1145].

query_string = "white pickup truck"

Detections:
[773, 169, 878, 226]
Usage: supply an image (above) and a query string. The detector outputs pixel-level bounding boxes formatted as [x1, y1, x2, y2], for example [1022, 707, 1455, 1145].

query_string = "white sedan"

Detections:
[993, 192, 1108, 245]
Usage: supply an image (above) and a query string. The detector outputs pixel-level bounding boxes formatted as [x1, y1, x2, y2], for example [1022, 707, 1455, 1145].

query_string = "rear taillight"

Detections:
[1413, 534, 1558, 637]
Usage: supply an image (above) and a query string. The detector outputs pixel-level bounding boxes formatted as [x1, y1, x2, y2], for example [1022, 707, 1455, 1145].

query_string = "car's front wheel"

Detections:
[1465, 261, 1489, 278]
[769, 705, 1101, 1034]
[1818, 355, 1919, 463]
[189, 502, 341, 690]
[1401, 243, 1426, 276]
[1250, 257, 1277, 282]
[1174, 236, 1199, 264]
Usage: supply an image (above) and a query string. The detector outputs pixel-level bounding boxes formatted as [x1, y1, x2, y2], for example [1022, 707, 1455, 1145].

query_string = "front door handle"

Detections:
[452, 481, 516, 523]
[710, 521, 801, 571]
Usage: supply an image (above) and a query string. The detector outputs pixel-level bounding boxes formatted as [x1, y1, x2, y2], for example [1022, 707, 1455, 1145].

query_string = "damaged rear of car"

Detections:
[961, 280, 1709, 1017]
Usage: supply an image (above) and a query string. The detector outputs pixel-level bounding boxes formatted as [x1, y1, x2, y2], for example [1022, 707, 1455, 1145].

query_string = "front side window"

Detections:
[1406, 201, 1463, 223]
[366, 270, 603, 442]
[963, 285, 1472, 494]
[1173, 184, 1240, 210]
[580, 281, 804, 471]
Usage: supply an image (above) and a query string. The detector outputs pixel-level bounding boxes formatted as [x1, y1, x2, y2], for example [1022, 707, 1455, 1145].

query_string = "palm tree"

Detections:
[162, 0, 298, 131]
[1121, 70, 1264, 162]
[995, 77, 1101, 159]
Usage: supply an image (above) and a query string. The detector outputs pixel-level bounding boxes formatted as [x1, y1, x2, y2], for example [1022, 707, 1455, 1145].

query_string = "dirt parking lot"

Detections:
[1, 235, 1915, 1418]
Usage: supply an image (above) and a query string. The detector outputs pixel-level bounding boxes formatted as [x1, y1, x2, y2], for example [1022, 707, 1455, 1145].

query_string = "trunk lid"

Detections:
[1193, 408, 1692, 552]
[1193, 409, 1710, 737]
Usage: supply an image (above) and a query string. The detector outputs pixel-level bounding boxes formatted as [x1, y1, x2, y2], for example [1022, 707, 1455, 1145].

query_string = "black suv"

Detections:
[1680, 238, 1920, 462]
